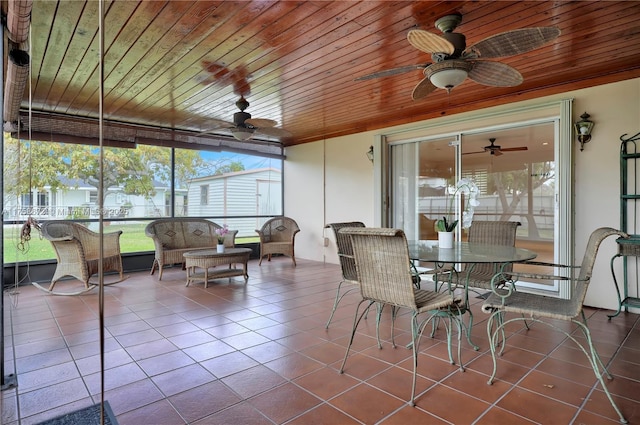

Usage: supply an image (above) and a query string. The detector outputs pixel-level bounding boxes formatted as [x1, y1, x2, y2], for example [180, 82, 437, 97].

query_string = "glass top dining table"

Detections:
[407, 240, 538, 351]
[407, 240, 538, 265]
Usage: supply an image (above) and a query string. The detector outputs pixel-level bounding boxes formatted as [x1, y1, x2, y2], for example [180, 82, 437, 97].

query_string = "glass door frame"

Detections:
[374, 99, 574, 298]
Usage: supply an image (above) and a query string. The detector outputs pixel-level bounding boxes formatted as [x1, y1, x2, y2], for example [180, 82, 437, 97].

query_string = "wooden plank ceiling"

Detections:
[5, 1, 640, 149]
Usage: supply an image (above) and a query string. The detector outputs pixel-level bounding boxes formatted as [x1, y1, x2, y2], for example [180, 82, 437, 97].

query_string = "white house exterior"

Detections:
[4, 178, 182, 222]
[188, 168, 282, 238]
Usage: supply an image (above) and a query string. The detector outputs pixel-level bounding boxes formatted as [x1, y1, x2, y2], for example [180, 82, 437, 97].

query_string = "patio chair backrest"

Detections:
[341, 227, 417, 309]
[326, 221, 365, 282]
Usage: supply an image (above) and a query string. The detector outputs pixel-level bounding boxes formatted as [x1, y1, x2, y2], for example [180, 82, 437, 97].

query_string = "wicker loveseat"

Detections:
[40, 220, 124, 295]
[145, 218, 237, 280]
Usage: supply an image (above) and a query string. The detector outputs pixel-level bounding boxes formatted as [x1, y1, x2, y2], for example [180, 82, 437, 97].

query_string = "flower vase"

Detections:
[438, 231, 454, 249]
[217, 243, 225, 253]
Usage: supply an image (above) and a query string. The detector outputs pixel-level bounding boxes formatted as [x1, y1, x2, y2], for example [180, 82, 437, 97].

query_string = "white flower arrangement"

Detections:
[436, 178, 480, 232]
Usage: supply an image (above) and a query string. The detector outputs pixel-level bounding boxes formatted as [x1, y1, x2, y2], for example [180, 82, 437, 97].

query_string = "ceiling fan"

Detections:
[202, 97, 292, 141]
[356, 14, 560, 100]
[464, 138, 528, 156]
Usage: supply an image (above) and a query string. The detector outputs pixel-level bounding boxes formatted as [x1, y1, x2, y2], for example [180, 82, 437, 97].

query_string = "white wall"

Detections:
[285, 77, 640, 310]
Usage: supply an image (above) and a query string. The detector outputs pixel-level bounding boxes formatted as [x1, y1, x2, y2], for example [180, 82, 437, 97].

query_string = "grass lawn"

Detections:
[4, 223, 258, 262]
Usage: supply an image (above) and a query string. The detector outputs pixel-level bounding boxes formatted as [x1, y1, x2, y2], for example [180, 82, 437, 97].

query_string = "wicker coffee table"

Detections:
[183, 248, 252, 288]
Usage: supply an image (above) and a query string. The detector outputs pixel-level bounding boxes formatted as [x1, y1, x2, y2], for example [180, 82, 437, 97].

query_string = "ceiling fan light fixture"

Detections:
[230, 127, 254, 141]
[430, 68, 468, 90]
[426, 60, 473, 92]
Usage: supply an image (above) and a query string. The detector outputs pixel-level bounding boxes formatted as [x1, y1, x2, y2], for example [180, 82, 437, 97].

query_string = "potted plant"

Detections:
[215, 224, 229, 253]
[436, 178, 479, 248]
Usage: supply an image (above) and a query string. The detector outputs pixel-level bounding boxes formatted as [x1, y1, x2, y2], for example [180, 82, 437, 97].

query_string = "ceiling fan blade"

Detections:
[464, 27, 560, 59]
[246, 118, 277, 128]
[468, 61, 523, 87]
[408, 29, 455, 55]
[196, 119, 234, 135]
[255, 126, 292, 138]
[500, 146, 528, 152]
[355, 64, 429, 81]
[412, 76, 437, 100]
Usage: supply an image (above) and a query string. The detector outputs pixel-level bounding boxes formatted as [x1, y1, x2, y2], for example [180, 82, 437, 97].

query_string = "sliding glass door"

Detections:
[389, 121, 558, 291]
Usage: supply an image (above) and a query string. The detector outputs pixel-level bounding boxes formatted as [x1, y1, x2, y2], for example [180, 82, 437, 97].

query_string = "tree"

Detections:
[489, 160, 554, 238]
[3, 134, 246, 215]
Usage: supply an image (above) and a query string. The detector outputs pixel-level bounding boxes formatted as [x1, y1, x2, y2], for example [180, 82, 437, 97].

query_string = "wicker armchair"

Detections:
[256, 217, 300, 266]
[482, 227, 628, 424]
[338, 227, 464, 406]
[324, 221, 365, 328]
[40, 221, 123, 295]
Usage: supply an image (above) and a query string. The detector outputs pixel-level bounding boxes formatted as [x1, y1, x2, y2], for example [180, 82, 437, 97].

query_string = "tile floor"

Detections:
[2, 257, 640, 424]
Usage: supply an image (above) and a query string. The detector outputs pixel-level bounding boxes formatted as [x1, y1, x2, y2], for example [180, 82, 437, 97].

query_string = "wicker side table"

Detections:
[183, 248, 251, 288]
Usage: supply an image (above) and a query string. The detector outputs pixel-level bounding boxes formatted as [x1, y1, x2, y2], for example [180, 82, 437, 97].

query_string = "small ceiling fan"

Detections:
[356, 14, 560, 100]
[202, 97, 292, 141]
[464, 138, 528, 156]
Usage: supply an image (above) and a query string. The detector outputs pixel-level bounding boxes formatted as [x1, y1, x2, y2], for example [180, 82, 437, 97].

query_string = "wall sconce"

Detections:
[574, 112, 594, 151]
[366, 145, 374, 163]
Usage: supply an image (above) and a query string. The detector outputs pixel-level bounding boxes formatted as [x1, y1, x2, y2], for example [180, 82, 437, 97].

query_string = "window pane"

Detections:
[3, 134, 283, 261]
[176, 149, 283, 240]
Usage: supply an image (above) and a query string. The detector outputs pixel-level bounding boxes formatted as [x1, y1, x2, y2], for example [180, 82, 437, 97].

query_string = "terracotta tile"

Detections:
[221, 365, 287, 398]
[378, 404, 449, 424]
[137, 350, 195, 377]
[536, 356, 598, 387]
[5, 266, 640, 425]
[496, 387, 578, 423]
[206, 322, 251, 338]
[300, 341, 349, 365]
[18, 378, 90, 417]
[293, 367, 360, 400]
[151, 363, 215, 397]
[367, 364, 434, 401]
[115, 329, 164, 348]
[126, 338, 179, 361]
[242, 340, 294, 363]
[182, 339, 236, 362]
[193, 401, 272, 425]
[413, 383, 491, 423]
[84, 362, 147, 395]
[286, 403, 361, 425]
[249, 382, 322, 423]
[580, 388, 639, 424]
[15, 348, 74, 373]
[221, 331, 271, 350]
[200, 351, 259, 378]
[441, 368, 512, 403]
[474, 406, 537, 424]
[329, 383, 406, 424]
[518, 369, 592, 407]
[264, 352, 324, 380]
[169, 380, 241, 423]
[74, 348, 133, 377]
[168, 330, 217, 349]
[116, 399, 186, 425]
[338, 352, 394, 381]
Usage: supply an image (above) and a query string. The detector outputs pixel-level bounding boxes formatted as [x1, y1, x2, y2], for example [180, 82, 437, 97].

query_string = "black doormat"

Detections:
[36, 401, 118, 425]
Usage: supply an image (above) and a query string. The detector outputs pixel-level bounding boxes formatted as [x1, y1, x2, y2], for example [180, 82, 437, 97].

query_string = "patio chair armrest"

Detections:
[519, 260, 580, 269]
[45, 235, 74, 243]
[489, 270, 575, 304]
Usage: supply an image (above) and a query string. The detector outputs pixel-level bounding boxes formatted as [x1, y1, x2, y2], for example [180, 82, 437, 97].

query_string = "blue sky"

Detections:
[201, 150, 281, 171]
